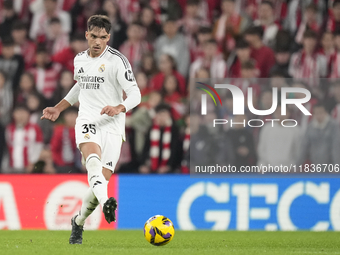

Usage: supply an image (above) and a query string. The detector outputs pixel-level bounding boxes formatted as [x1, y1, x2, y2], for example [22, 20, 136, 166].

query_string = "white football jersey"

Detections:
[73, 45, 139, 140]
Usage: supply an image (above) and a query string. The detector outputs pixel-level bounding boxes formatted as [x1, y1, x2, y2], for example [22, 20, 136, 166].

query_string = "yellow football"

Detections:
[143, 215, 175, 246]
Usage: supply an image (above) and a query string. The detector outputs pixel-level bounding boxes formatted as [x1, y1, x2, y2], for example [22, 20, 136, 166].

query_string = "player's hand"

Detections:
[41, 107, 60, 122]
[101, 105, 126, 117]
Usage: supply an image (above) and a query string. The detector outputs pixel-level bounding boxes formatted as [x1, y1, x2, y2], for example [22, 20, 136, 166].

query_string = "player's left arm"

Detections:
[101, 60, 141, 117]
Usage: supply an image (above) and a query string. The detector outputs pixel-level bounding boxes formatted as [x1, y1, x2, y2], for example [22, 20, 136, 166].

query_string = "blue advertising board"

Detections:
[117, 175, 340, 231]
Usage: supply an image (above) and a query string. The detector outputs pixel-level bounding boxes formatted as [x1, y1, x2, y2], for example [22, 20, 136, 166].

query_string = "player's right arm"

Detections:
[41, 83, 80, 121]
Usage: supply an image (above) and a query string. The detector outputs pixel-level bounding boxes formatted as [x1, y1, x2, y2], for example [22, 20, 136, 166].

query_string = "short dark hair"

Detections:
[49, 17, 61, 24]
[36, 44, 48, 54]
[2, 37, 15, 47]
[11, 21, 27, 31]
[244, 26, 264, 39]
[270, 69, 286, 78]
[205, 38, 217, 45]
[186, 0, 200, 6]
[198, 26, 212, 34]
[13, 104, 30, 113]
[323, 31, 333, 38]
[128, 21, 143, 29]
[155, 103, 172, 113]
[334, 0, 340, 8]
[235, 39, 250, 49]
[274, 46, 290, 53]
[87, 15, 111, 34]
[241, 60, 256, 70]
[303, 30, 317, 39]
[3, 0, 13, 10]
[164, 17, 179, 24]
[261, 0, 274, 9]
[333, 29, 340, 37]
[306, 3, 318, 12]
[142, 5, 155, 13]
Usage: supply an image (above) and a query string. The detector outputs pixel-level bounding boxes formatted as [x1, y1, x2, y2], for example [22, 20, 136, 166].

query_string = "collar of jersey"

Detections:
[86, 45, 108, 59]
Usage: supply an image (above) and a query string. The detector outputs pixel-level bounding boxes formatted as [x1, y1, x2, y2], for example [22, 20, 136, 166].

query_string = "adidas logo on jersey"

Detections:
[78, 67, 84, 74]
[106, 162, 113, 167]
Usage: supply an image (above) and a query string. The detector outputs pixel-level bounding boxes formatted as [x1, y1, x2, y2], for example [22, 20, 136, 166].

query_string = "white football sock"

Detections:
[76, 188, 98, 226]
[86, 153, 108, 209]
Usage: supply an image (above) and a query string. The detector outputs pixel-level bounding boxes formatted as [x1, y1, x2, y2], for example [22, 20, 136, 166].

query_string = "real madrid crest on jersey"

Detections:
[99, 64, 105, 73]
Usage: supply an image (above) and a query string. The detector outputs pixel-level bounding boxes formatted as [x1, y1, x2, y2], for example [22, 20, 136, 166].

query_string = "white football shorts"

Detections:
[75, 119, 123, 172]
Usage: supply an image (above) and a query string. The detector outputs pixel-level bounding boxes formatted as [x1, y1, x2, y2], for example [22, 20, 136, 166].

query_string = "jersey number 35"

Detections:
[82, 124, 96, 134]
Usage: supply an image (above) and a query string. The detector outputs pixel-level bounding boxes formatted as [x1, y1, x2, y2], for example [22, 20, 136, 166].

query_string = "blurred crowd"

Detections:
[1, 0, 340, 174]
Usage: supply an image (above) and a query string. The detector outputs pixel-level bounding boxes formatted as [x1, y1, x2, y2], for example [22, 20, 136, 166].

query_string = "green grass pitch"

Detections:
[0, 230, 339, 255]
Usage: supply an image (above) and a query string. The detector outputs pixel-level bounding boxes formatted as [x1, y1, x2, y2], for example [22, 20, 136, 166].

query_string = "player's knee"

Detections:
[86, 153, 101, 172]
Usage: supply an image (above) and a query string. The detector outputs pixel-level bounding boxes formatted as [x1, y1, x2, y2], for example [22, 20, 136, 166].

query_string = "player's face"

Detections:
[86, 28, 110, 57]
